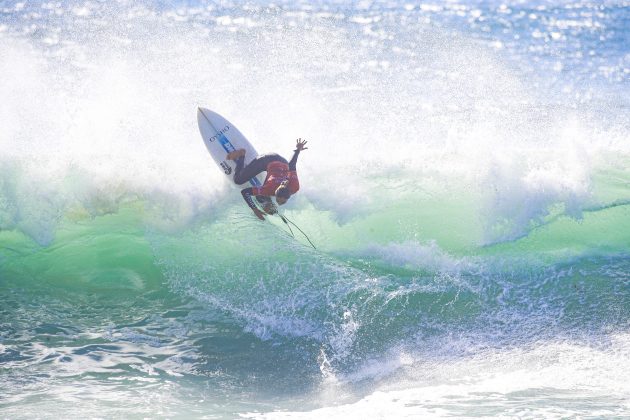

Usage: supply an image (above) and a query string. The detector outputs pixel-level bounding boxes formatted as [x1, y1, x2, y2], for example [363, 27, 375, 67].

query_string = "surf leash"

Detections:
[279, 214, 317, 250]
[279, 215, 296, 239]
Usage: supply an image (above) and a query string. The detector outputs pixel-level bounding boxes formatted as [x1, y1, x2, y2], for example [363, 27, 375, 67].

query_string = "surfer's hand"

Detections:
[262, 201, 277, 215]
[253, 208, 266, 221]
[295, 138, 308, 152]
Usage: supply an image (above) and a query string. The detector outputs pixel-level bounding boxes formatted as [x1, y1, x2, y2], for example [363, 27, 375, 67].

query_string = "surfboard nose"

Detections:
[197, 107, 208, 125]
[198, 107, 213, 123]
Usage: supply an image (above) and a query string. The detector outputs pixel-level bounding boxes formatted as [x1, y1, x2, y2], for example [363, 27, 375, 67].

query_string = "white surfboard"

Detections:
[197, 107, 316, 248]
[196, 107, 263, 189]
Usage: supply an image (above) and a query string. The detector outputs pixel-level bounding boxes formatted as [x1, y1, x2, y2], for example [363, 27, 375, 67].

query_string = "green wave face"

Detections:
[2, 170, 628, 359]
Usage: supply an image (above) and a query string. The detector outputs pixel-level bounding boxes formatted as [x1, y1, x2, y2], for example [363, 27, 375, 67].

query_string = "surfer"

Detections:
[226, 138, 308, 220]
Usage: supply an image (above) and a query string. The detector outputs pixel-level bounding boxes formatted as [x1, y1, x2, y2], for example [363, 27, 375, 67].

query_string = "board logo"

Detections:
[208, 125, 230, 143]
[220, 161, 232, 175]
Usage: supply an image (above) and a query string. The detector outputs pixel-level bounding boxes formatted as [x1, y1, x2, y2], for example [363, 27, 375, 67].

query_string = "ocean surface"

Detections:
[1, 0, 629, 418]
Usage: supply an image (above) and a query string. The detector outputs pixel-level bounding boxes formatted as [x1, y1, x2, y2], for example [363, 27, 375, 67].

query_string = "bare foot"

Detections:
[226, 149, 246, 160]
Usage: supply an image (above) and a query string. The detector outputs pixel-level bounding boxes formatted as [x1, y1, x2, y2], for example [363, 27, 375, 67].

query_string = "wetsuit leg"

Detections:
[233, 153, 288, 185]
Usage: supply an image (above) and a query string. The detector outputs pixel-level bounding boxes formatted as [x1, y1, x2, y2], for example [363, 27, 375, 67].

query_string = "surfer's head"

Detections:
[275, 184, 291, 205]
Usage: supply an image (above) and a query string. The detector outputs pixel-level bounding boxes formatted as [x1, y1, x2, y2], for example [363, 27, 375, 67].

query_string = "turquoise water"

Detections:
[1, 1, 629, 418]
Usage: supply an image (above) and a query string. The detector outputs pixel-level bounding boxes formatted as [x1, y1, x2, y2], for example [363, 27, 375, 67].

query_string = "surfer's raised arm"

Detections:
[289, 138, 308, 171]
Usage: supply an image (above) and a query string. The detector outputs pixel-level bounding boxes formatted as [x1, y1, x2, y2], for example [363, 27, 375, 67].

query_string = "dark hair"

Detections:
[276, 186, 291, 199]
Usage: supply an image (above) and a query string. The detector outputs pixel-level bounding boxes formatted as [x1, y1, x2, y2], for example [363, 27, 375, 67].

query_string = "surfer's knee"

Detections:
[234, 174, 247, 185]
